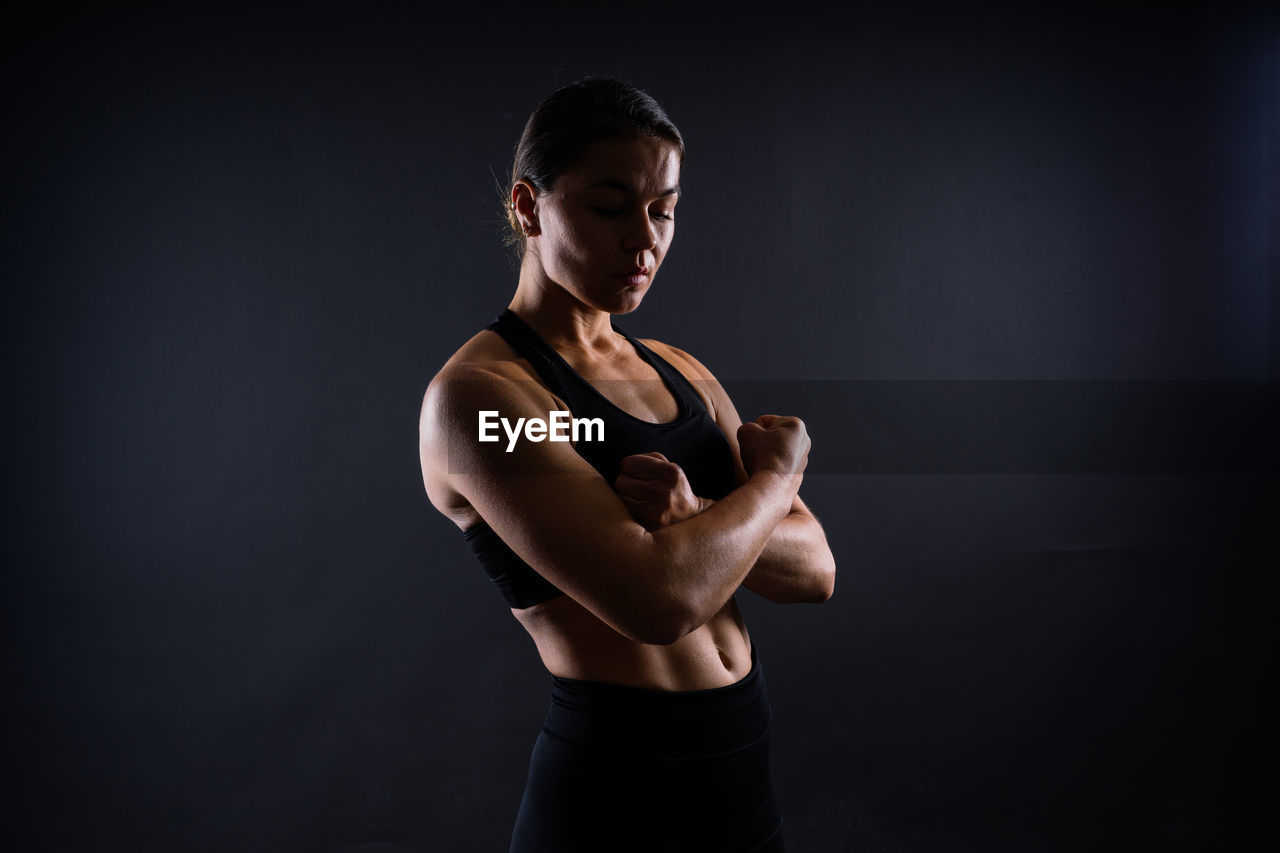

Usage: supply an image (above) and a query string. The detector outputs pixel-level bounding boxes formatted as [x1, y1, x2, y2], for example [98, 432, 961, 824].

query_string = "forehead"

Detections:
[559, 137, 681, 196]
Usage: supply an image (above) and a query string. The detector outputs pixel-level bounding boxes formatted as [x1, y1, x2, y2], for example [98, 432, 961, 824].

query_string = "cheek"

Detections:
[547, 217, 605, 273]
[548, 226, 591, 274]
[653, 227, 674, 264]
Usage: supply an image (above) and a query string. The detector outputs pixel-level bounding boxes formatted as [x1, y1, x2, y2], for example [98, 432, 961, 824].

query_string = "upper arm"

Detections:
[419, 363, 683, 642]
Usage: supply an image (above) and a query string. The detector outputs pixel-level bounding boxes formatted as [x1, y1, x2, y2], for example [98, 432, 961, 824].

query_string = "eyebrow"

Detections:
[585, 178, 681, 198]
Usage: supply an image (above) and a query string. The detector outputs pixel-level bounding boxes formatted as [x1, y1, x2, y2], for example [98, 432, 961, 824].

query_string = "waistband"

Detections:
[542, 644, 770, 761]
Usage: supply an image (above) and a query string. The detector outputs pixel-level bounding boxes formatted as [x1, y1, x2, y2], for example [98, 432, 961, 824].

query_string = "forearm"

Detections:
[690, 498, 836, 604]
[646, 472, 797, 635]
[743, 510, 836, 602]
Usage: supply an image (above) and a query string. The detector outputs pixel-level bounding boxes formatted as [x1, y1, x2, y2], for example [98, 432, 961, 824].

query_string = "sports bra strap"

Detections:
[486, 309, 572, 402]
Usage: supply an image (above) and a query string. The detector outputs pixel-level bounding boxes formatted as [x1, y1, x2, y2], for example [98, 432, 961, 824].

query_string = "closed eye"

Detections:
[591, 206, 675, 222]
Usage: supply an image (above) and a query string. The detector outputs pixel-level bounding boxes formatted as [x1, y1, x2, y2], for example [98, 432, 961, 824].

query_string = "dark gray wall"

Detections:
[5, 2, 1275, 850]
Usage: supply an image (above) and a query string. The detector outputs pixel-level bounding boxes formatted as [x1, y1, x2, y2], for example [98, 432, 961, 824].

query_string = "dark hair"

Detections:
[503, 77, 684, 252]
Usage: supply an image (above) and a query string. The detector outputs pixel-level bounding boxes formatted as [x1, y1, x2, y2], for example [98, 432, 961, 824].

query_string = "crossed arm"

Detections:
[616, 343, 836, 604]
[421, 360, 815, 646]
[423, 343, 834, 652]
[617, 451, 834, 603]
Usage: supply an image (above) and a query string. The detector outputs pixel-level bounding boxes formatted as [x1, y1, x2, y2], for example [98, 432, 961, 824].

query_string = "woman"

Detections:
[418, 78, 836, 852]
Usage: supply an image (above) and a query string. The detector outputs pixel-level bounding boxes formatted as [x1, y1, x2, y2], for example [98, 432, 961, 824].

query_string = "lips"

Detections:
[617, 267, 650, 286]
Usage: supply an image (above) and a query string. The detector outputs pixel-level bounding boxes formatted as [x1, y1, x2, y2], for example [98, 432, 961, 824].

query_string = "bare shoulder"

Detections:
[637, 337, 719, 382]
[418, 329, 561, 521]
[421, 329, 552, 421]
[433, 328, 531, 384]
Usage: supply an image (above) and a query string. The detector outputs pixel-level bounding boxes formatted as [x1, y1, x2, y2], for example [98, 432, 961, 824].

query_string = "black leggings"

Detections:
[509, 644, 785, 852]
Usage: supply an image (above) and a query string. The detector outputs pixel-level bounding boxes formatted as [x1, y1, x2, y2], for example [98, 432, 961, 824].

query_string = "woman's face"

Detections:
[528, 136, 680, 315]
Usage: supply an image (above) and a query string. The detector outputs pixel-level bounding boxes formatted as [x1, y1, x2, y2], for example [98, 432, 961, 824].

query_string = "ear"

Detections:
[511, 180, 541, 237]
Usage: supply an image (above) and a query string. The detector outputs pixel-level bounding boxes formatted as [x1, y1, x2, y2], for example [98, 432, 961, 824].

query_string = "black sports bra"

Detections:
[463, 308, 737, 609]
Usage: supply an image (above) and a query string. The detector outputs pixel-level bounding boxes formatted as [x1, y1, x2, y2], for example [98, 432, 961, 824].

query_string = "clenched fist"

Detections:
[614, 452, 707, 531]
[736, 415, 810, 480]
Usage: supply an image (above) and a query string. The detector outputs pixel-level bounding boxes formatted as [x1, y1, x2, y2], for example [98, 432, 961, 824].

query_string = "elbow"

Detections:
[810, 577, 835, 604]
[808, 555, 837, 604]
[591, 534, 699, 645]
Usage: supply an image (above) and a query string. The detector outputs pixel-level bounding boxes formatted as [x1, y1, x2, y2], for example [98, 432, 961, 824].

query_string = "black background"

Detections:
[5, 1, 1276, 850]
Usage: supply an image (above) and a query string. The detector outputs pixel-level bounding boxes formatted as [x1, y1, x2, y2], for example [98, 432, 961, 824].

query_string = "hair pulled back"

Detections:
[503, 78, 683, 252]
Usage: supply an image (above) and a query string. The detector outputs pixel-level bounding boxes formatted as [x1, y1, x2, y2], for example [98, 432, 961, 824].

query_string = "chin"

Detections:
[609, 300, 643, 315]
[603, 285, 651, 315]
[567, 278, 651, 315]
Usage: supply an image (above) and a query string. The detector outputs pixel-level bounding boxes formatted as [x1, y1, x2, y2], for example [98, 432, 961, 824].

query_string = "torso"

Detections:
[423, 323, 753, 691]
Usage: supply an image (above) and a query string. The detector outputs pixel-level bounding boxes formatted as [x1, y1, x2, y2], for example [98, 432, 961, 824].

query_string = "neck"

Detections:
[508, 256, 617, 352]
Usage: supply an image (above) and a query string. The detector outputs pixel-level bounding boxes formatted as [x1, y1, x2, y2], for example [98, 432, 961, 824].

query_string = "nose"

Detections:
[622, 210, 658, 253]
